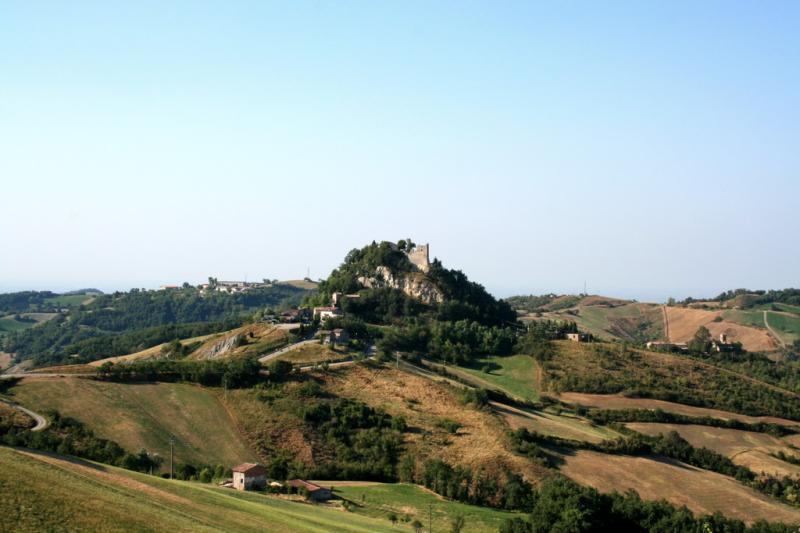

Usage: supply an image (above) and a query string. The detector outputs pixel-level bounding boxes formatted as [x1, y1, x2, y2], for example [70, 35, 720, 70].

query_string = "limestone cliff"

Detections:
[357, 266, 445, 305]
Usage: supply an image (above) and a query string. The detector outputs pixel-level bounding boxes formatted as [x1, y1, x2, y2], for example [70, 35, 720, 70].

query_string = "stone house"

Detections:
[287, 479, 332, 501]
[232, 463, 267, 491]
[324, 328, 350, 345]
[566, 333, 591, 342]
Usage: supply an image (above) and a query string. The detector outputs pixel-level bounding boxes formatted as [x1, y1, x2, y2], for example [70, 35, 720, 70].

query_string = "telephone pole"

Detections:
[169, 437, 175, 480]
[428, 503, 432, 533]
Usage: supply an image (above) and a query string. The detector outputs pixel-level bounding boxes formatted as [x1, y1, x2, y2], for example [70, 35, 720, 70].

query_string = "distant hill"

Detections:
[509, 292, 800, 352]
[1, 284, 313, 367]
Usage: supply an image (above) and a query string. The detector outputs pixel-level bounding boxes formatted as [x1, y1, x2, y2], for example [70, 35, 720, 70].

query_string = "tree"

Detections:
[689, 326, 712, 354]
[388, 512, 398, 526]
[450, 515, 465, 533]
[412, 519, 424, 533]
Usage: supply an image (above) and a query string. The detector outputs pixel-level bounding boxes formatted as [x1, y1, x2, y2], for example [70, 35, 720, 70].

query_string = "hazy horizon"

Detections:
[3, 3, 798, 303]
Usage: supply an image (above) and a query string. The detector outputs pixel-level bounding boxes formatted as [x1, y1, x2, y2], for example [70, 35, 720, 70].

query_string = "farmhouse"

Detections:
[314, 306, 343, 322]
[323, 328, 350, 345]
[287, 479, 332, 501]
[646, 341, 688, 353]
[566, 333, 591, 342]
[231, 463, 267, 491]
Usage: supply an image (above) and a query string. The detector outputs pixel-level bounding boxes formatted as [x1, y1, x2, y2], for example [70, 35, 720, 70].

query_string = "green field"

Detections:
[766, 312, 800, 344]
[557, 303, 665, 343]
[457, 354, 540, 401]
[9, 379, 257, 470]
[0, 316, 34, 334]
[0, 447, 398, 532]
[333, 482, 521, 533]
[42, 293, 94, 307]
[721, 309, 766, 329]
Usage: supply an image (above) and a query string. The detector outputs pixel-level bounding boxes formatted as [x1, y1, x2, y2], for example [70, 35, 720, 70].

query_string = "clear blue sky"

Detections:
[2, 2, 798, 301]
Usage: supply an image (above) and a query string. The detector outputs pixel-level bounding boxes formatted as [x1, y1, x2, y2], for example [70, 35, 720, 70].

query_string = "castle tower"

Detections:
[407, 244, 431, 273]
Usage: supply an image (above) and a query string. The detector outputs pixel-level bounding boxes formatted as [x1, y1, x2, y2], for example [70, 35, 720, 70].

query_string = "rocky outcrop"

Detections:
[358, 266, 445, 305]
[194, 333, 242, 360]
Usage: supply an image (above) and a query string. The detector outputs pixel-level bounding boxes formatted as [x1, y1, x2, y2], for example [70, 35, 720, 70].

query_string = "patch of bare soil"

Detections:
[665, 307, 776, 352]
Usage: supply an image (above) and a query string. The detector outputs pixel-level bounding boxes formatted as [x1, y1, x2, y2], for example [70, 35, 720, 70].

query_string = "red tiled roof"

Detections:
[287, 479, 326, 492]
[232, 463, 266, 476]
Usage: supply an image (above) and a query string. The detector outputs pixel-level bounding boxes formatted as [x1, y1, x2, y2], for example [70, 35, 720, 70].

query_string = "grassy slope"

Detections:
[8, 379, 257, 470]
[0, 316, 35, 334]
[766, 312, 800, 345]
[0, 447, 396, 533]
[456, 355, 540, 401]
[274, 343, 351, 365]
[334, 482, 521, 533]
[572, 303, 665, 343]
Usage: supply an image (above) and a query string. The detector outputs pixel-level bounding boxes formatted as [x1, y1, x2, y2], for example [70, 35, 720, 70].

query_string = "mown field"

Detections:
[7, 378, 257, 470]
[0, 447, 397, 532]
[333, 481, 522, 533]
[627, 422, 800, 478]
[456, 354, 540, 401]
[561, 450, 800, 525]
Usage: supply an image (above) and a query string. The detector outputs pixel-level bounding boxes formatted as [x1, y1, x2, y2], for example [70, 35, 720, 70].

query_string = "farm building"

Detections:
[313, 306, 343, 322]
[566, 333, 591, 342]
[646, 341, 688, 353]
[231, 463, 267, 491]
[324, 328, 350, 345]
[287, 479, 332, 502]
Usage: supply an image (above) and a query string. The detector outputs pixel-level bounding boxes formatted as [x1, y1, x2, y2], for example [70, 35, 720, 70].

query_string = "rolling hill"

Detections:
[512, 293, 800, 352]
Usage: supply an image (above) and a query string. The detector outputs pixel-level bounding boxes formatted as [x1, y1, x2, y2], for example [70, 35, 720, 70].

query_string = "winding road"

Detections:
[0, 398, 48, 431]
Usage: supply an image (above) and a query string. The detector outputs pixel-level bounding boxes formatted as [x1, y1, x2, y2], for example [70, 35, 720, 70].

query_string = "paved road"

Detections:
[0, 398, 48, 431]
[764, 310, 786, 349]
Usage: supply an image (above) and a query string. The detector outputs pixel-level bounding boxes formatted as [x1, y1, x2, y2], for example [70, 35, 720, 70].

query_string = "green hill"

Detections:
[0, 447, 398, 532]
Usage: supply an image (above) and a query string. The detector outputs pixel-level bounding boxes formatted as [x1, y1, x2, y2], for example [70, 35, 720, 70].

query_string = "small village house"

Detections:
[566, 333, 591, 342]
[287, 479, 332, 502]
[313, 306, 343, 322]
[232, 463, 267, 491]
[324, 328, 350, 346]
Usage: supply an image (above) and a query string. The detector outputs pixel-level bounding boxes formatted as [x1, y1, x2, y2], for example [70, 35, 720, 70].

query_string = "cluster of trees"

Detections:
[500, 476, 793, 533]
[586, 408, 793, 437]
[416, 459, 533, 510]
[315, 240, 516, 327]
[4, 284, 309, 365]
[711, 288, 800, 307]
[98, 355, 263, 388]
[299, 398, 407, 481]
[0, 410, 161, 473]
[377, 319, 515, 365]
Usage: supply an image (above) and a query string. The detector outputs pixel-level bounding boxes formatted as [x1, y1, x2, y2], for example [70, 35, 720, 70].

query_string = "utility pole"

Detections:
[169, 437, 174, 480]
[428, 503, 432, 533]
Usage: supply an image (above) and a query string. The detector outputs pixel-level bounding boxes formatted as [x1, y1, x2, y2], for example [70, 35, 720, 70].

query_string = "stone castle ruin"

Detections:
[406, 244, 431, 273]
